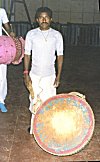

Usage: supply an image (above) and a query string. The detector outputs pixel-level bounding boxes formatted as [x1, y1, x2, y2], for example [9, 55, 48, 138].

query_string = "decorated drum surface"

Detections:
[33, 93, 95, 156]
[0, 35, 25, 65]
[0, 35, 16, 64]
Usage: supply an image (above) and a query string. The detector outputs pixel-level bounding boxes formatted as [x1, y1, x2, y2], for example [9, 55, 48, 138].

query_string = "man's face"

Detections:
[36, 12, 52, 30]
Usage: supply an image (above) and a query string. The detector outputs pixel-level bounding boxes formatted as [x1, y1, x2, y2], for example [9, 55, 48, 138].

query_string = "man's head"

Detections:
[35, 7, 52, 19]
[35, 7, 53, 30]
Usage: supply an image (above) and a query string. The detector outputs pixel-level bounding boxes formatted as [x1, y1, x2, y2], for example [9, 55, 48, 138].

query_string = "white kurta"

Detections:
[0, 8, 9, 104]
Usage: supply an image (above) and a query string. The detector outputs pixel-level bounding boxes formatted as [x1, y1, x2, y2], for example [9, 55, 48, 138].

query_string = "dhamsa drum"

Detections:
[0, 35, 24, 65]
[33, 92, 95, 156]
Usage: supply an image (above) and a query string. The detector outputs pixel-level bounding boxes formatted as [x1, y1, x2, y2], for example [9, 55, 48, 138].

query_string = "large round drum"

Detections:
[33, 92, 95, 156]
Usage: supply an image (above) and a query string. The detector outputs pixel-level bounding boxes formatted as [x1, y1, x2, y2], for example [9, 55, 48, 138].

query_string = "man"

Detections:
[24, 7, 63, 134]
[0, 8, 15, 112]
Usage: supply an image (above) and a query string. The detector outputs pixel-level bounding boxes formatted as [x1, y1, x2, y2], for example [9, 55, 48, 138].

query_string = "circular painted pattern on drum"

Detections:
[33, 93, 95, 156]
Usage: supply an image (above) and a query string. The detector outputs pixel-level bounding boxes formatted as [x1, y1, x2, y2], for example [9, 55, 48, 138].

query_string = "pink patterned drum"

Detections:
[0, 35, 24, 65]
[33, 92, 95, 156]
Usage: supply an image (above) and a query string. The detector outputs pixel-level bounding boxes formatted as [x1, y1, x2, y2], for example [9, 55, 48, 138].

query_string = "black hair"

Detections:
[35, 7, 52, 19]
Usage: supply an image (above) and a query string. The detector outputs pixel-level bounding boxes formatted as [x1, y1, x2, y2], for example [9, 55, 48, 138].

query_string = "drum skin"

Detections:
[33, 93, 95, 156]
[12, 36, 25, 65]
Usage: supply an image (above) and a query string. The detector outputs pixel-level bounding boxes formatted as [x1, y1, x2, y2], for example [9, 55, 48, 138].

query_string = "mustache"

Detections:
[41, 22, 48, 25]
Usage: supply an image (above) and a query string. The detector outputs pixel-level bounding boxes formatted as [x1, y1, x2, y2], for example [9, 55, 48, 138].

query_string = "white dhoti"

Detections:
[29, 72, 56, 134]
[0, 64, 7, 104]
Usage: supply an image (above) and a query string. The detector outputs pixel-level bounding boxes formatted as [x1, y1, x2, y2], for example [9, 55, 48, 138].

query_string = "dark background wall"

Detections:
[0, 0, 100, 24]
[1, 0, 100, 46]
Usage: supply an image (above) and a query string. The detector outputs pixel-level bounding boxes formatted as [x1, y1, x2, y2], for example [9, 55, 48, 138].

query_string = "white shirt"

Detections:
[25, 27, 63, 77]
[0, 8, 9, 36]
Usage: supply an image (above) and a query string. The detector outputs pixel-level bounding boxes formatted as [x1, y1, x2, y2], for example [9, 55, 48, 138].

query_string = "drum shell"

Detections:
[0, 35, 16, 64]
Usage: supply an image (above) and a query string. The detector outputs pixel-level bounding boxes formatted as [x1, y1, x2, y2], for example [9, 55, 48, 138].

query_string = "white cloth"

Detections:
[0, 8, 9, 104]
[0, 64, 7, 103]
[25, 27, 63, 77]
[0, 8, 9, 35]
[29, 73, 56, 134]
[29, 72, 56, 112]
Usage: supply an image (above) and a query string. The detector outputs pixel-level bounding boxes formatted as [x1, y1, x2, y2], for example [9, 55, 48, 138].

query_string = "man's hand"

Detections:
[23, 74, 34, 99]
[23, 74, 31, 87]
[9, 31, 16, 38]
[54, 77, 60, 88]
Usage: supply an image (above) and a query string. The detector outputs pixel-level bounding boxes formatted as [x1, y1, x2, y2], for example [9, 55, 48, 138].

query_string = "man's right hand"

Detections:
[23, 74, 31, 87]
[23, 74, 34, 99]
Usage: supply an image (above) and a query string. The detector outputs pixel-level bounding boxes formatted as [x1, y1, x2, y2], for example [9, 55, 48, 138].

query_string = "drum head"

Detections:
[33, 93, 95, 156]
